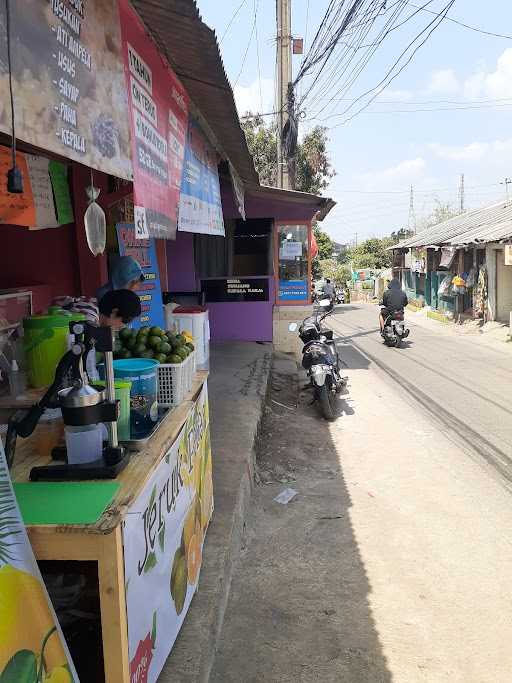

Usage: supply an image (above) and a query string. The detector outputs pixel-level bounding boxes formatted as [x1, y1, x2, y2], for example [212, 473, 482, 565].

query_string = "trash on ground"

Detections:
[274, 488, 298, 505]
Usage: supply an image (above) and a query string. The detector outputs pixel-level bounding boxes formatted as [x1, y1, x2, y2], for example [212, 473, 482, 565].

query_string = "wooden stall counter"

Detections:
[10, 371, 212, 683]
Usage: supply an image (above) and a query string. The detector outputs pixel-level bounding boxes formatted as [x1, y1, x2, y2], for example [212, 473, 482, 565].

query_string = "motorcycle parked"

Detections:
[335, 289, 345, 304]
[289, 299, 346, 420]
[381, 307, 410, 347]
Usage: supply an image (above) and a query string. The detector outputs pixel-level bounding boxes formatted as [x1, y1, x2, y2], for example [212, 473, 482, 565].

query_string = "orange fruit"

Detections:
[186, 528, 202, 585]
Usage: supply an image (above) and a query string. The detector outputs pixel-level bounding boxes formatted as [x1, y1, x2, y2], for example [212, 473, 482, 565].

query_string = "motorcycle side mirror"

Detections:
[288, 322, 298, 332]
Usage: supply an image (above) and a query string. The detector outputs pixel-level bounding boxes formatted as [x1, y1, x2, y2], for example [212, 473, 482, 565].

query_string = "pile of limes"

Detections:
[115, 326, 194, 364]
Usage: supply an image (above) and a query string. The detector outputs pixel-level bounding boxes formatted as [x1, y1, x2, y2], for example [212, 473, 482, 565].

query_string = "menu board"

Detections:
[119, 0, 189, 240]
[0, 0, 132, 180]
[117, 223, 165, 329]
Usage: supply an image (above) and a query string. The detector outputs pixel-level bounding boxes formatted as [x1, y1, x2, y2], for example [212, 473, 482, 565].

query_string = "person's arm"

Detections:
[382, 291, 389, 307]
[403, 292, 408, 307]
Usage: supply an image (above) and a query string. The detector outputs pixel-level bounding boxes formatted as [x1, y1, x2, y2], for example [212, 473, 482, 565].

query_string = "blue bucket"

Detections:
[111, 359, 159, 438]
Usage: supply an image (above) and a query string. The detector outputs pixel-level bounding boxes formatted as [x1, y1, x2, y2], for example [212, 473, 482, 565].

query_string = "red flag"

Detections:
[311, 232, 319, 259]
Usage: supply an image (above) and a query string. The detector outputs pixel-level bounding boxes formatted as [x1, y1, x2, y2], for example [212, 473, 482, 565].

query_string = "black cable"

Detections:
[409, 2, 512, 40]
[5, 0, 16, 168]
[219, 0, 251, 45]
[233, 0, 259, 88]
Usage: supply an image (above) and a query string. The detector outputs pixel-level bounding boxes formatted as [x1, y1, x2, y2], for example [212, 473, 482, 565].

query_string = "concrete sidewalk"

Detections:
[159, 342, 272, 682]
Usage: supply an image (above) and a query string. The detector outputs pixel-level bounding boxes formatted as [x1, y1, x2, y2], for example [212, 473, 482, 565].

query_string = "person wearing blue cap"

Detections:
[97, 255, 144, 302]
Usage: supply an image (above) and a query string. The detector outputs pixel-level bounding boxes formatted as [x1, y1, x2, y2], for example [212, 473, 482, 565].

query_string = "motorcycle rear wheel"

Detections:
[316, 384, 336, 421]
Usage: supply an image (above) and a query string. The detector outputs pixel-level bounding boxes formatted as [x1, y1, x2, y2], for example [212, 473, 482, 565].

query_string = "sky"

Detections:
[195, 0, 512, 245]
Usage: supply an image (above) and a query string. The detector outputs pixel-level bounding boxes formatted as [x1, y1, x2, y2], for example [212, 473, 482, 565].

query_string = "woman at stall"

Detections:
[96, 256, 144, 301]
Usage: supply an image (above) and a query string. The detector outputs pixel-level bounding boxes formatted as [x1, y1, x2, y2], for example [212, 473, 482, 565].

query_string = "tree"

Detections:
[416, 201, 458, 233]
[241, 115, 335, 194]
[345, 237, 395, 270]
[313, 224, 333, 260]
[319, 259, 351, 285]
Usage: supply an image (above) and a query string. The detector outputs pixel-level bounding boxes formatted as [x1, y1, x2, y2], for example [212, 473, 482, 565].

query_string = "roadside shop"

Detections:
[0, 1, 253, 681]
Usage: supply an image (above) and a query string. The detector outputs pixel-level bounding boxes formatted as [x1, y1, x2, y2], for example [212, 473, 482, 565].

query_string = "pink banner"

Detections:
[119, 0, 189, 239]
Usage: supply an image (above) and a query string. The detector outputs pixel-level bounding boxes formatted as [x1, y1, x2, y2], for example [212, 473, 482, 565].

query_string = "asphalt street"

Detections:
[329, 303, 512, 490]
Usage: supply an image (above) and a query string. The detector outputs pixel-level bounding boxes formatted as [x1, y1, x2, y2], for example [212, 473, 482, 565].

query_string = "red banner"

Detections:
[119, 0, 189, 239]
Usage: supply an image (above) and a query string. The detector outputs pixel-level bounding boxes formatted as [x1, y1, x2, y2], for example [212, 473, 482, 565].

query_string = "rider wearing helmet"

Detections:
[380, 276, 408, 333]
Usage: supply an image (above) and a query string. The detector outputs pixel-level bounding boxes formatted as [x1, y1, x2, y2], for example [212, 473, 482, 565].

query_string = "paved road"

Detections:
[330, 303, 512, 489]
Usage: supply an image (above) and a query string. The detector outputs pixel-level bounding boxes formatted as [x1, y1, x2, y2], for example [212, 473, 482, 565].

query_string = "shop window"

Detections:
[233, 219, 273, 276]
[278, 224, 309, 302]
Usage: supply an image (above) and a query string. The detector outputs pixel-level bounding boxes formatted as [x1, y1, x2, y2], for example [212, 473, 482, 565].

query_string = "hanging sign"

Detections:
[123, 383, 213, 683]
[119, 0, 189, 240]
[0, 442, 79, 682]
[116, 223, 165, 329]
[0, 1, 132, 180]
[439, 246, 457, 269]
[178, 120, 225, 236]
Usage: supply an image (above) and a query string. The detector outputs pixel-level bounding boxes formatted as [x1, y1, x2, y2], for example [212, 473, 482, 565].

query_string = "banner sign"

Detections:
[119, 0, 189, 240]
[279, 279, 308, 301]
[178, 120, 225, 236]
[0, 442, 78, 682]
[116, 224, 165, 329]
[123, 383, 213, 683]
[0, 1, 132, 180]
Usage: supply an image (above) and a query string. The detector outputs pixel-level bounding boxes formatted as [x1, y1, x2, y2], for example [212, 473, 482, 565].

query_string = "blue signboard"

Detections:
[279, 279, 308, 301]
[178, 119, 225, 236]
[116, 223, 165, 330]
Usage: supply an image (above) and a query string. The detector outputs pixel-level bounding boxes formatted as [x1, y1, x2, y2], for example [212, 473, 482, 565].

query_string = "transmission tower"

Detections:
[458, 173, 465, 213]
[407, 185, 416, 234]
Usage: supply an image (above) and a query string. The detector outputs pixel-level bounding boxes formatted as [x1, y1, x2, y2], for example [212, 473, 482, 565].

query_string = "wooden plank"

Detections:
[98, 527, 130, 683]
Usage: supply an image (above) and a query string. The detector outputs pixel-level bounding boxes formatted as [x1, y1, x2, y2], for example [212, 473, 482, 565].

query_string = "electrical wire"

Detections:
[408, 2, 512, 40]
[232, 0, 259, 88]
[219, 0, 251, 45]
[5, 0, 16, 168]
[254, 0, 263, 111]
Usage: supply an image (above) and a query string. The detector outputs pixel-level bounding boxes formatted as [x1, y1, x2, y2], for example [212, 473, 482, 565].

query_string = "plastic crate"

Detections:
[157, 352, 195, 407]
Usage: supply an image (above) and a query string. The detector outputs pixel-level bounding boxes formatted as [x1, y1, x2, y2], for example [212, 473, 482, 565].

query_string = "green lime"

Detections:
[140, 326, 150, 335]
[185, 342, 195, 351]
[155, 353, 167, 364]
[119, 349, 132, 359]
[157, 341, 171, 355]
[168, 354, 182, 364]
[119, 327, 133, 342]
[114, 341, 123, 354]
[134, 343, 147, 356]
[176, 347, 188, 360]
[125, 336, 137, 350]
[148, 335, 161, 349]
[141, 349, 154, 358]
[150, 326, 163, 336]
[175, 334, 186, 347]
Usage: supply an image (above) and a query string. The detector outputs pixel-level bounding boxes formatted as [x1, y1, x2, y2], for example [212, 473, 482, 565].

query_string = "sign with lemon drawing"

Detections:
[123, 382, 213, 683]
[0, 443, 78, 683]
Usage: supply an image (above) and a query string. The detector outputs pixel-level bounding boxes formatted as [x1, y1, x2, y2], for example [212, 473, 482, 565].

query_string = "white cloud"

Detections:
[234, 77, 274, 116]
[429, 142, 489, 162]
[429, 138, 512, 163]
[463, 48, 512, 99]
[427, 68, 460, 95]
[357, 157, 426, 188]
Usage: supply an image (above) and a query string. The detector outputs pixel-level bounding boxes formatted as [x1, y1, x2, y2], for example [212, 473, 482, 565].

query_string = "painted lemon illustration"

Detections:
[200, 451, 213, 531]
[45, 666, 73, 682]
[0, 565, 69, 676]
[170, 549, 188, 615]
[182, 500, 197, 552]
[186, 523, 202, 585]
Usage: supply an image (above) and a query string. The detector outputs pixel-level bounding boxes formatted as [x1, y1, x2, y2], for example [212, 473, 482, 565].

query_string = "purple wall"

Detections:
[166, 232, 198, 292]
[207, 277, 275, 342]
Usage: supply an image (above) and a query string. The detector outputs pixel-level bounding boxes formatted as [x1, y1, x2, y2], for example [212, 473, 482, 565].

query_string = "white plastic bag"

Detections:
[84, 186, 106, 256]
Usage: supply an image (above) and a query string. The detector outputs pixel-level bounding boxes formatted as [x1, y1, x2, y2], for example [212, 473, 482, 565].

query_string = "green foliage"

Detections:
[319, 259, 351, 285]
[313, 224, 333, 260]
[345, 237, 395, 270]
[241, 115, 335, 194]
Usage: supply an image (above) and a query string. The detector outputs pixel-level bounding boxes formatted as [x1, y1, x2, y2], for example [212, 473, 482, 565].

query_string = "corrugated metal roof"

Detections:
[131, 0, 259, 185]
[252, 184, 336, 220]
[396, 201, 512, 249]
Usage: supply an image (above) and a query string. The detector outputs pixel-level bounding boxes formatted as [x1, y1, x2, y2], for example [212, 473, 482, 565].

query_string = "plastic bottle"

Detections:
[9, 360, 26, 398]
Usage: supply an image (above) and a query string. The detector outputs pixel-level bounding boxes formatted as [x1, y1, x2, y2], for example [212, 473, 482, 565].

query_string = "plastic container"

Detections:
[158, 351, 195, 407]
[166, 306, 209, 369]
[110, 359, 159, 438]
[65, 424, 103, 465]
[94, 379, 132, 441]
[23, 311, 85, 388]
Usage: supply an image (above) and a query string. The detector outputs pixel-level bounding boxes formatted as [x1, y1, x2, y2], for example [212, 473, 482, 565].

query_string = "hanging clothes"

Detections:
[474, 266, 488, 320]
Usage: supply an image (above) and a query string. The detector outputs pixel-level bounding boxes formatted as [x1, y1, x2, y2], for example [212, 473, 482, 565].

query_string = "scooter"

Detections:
[335, 289, 345, 304]
[381, 307, 409, 348]
[289, 299, 346, 420]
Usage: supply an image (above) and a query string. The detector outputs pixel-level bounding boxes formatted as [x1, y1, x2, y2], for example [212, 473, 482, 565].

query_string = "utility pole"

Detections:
[408, 185, 416, 234]
[276, 0, 292, 190]
[458, 173, 465, 213]
[501, 177, 512, 203]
